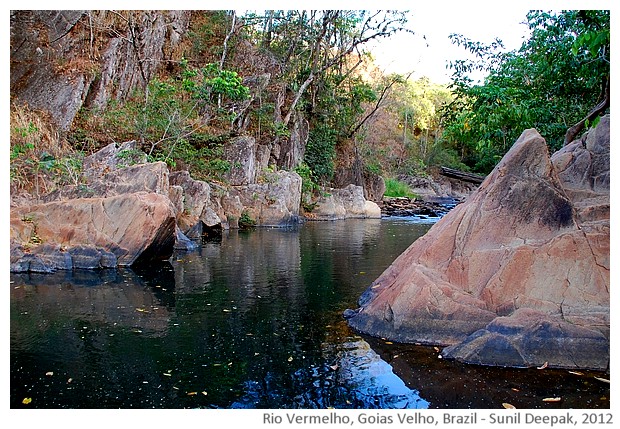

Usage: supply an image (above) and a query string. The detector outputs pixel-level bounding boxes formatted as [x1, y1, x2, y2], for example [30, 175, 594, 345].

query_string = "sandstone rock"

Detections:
[10, 11, 191, 130]
[347, 120, 610, 370]
[234, 170, 303, 227]
[10, 192, 176, 271]
[223, 136, 257, 185]
[310, 184, 382, 221]
[442, 308, 610, 370]
[169, 170, 222, 234]
[42, 142, 169, 202]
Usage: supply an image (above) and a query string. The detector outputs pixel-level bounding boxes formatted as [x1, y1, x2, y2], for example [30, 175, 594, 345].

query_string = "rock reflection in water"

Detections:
[11, 219, 432, 408]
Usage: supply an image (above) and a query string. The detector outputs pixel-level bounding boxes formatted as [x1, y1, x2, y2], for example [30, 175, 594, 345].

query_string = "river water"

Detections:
[10, 217, 609, 409]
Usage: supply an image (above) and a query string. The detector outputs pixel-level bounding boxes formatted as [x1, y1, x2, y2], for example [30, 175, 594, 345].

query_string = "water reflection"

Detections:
[11, 218, 609, 409]
[11, 219, 432, 409]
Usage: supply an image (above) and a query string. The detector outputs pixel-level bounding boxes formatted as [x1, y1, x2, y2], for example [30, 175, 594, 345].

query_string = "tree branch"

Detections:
[564, 75, 609, 145]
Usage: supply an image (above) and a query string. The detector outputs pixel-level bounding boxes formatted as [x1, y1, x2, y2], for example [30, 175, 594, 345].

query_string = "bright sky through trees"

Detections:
[368, 6, 532, 83]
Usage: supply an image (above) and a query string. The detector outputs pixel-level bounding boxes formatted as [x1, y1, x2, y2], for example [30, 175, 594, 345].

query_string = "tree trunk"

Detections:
[564, 76, 610, 145]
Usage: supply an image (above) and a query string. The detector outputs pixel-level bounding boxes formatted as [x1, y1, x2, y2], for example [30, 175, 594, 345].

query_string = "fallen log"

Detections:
[440, 166, 485, 184]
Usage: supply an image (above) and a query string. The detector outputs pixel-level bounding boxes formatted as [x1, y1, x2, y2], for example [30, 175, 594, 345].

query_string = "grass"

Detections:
[383, 177, 418, 199]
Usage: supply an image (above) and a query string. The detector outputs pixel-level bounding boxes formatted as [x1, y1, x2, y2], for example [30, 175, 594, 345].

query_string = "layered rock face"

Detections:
[10, 11, 191, 130]
[346, 116, 610, 370]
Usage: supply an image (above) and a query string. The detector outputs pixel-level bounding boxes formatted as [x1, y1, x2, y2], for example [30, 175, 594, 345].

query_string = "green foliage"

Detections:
[442, 10, 610, 173]
[87, 60, 250, 181]
[304, 124, 337, 184]
[186, 62, 250, 105]
[383, 177, 417, 199]
[238, 211, 257, 229]
[295, 162, 319, 194]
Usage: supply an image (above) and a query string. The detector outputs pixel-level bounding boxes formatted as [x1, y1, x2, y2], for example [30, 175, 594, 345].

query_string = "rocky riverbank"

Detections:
[379, 196, 455, 219]
[9, 141, 384, 273]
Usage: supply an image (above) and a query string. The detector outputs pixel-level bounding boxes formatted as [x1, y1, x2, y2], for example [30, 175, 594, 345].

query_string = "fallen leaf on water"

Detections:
[594, 377, 610, 384]
[543, 397, 562, 402]
[502, 403, 516, 409]
[45, 371, 54, 376]
[537, 361, 548, 370]
[569, 371, 584, 376]
[22, 398, 32, 405]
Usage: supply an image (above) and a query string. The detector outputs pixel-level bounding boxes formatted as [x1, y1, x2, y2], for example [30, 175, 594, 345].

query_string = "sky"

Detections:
[368, 6, 533, 84]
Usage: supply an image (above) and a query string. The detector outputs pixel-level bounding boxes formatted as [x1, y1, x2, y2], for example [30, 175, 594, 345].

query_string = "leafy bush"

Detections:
[383, 177, 417, 198]
[238, 211, 256, 229]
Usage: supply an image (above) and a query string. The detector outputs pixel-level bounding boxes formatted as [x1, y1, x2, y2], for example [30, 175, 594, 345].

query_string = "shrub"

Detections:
[383, 177, 417, 198]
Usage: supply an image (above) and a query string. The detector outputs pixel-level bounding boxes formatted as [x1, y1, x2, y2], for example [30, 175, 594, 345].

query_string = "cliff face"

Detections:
[346, 116, 610, 370]
[10, 10, 191, 130]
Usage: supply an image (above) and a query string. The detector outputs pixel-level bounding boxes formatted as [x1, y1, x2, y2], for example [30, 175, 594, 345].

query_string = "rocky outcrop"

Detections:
[10, 11, 191, 130]
[308, 184, 382, 221]
[232, 170, 303, 227]
[223, 136, 257, 186]
[346, 116, 610, 370]
[10, 192, 177, 272]
[169, 170, 222, 236]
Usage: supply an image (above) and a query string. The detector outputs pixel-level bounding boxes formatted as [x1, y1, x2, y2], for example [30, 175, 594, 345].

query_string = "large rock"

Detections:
[41, 141, 169, 202]
[234, 170, 303, 227]
[223, 136, 257, 186]
[10, 192, 177, 271]
[309, 184, 382, 221]
[347, 117, 609, 370]
[169, 170, 222, 235]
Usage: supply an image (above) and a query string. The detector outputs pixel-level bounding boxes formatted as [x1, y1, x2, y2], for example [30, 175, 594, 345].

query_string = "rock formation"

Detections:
[308, 184, 382, 221]
[10, 11, 191, 131]
[10, 133, 386, 273]
[346, 116, 610, 370]
[10, 192, 177, 271]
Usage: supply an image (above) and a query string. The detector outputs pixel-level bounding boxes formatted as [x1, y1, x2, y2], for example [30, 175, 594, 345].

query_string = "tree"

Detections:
[441, 10, 610, 173]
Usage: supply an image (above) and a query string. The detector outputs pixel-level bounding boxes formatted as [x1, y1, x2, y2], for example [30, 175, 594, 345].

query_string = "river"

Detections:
[10, 217, 609, 409]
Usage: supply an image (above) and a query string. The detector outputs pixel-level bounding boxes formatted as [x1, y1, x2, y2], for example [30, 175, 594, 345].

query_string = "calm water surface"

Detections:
[10, 218, 610, 409]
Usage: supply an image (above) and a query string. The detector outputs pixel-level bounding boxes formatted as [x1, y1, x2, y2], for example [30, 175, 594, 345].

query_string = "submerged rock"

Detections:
[347, 116, 610, 370]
